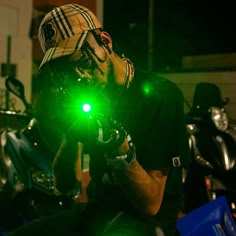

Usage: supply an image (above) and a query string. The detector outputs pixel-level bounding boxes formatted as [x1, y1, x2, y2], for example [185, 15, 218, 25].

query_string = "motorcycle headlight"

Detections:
[210, 107, 228, 131]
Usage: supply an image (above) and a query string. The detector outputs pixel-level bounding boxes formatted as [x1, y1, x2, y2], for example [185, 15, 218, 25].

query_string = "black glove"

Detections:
[68, 113, 125, 147]
[95, 116, 127, 151]
[67, 114, 136, 164]
[94, 117, 136, 165]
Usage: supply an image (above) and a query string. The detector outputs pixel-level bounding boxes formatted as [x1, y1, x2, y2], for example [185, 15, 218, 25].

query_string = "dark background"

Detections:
[103, 0, 234, 72]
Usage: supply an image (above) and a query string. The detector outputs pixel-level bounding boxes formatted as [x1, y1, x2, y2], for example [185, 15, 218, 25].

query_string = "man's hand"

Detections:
[94, 117, 136, 165]
[95, 117, 127, 151]
[67, 114, 136, 164]
[116, 136, 130, 155]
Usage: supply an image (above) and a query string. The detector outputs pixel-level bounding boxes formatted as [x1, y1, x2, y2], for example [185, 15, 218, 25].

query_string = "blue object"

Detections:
[0, 228, 7, 236]
[176, 196, 236, 236]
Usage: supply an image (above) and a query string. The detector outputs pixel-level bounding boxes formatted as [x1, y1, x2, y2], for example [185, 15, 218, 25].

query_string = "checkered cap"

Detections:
[38, 4, 102, 69]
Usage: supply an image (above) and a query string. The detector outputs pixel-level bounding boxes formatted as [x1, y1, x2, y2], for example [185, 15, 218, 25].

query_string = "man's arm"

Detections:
[109, 139, 168, 216]
[53, 136, 83, 195]
[116, 161, 168, 216]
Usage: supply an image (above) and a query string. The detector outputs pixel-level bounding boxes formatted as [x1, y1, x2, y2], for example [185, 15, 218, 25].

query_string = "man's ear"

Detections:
[100, 31, 112, 53]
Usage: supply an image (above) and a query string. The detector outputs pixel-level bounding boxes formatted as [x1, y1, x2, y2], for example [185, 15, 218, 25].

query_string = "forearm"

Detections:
[53, 137, 82, 194]
[110, 159, 168, 216]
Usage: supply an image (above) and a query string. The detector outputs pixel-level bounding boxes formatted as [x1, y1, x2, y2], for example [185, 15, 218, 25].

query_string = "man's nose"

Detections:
[75, 67, 93, 82]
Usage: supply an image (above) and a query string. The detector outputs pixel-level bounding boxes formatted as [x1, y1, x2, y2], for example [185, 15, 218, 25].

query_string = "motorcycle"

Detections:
[182, 81, 236, 221]
[0, 77, 73, 233]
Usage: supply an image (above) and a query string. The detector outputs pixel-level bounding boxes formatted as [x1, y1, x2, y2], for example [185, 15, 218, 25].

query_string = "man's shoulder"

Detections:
[135, 69, 178, 86]
[151, 73, 180, 91]
[134, 69, 183, 97]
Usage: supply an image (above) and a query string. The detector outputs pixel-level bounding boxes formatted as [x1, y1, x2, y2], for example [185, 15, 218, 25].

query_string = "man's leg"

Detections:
[5, 208, 81, 236]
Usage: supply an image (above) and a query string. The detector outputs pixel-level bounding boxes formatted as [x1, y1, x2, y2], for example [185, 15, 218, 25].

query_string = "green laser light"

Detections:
[82, 103, 91, 112]
[142, 82, 154, 97]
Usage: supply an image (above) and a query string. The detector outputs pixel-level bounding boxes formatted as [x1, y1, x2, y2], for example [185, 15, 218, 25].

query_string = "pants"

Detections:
[6, 204, 155, 236]
[152, 195, 182, 236]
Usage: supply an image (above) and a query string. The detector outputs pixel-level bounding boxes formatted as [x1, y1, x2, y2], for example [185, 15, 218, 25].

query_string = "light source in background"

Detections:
[210, 106, 228, 131]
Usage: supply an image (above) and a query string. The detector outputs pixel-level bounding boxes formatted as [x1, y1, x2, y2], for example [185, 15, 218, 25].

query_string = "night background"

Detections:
[103, 0, 234, 72]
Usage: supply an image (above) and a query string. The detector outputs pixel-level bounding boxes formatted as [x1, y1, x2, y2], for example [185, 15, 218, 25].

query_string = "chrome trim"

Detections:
[214, 135, 235, 170]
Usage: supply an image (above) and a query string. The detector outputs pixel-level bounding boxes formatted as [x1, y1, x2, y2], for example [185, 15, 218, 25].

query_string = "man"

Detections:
[8, 4, 190, 236]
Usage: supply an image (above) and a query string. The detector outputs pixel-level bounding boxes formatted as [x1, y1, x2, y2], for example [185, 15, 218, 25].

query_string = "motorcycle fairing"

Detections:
[194, 130, 236, 171]
[5, 129, 53, 189]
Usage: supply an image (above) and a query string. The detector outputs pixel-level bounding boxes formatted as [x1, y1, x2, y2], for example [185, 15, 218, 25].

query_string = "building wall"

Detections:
[0, 0, 32, 112]
[161, 71, 236, 123]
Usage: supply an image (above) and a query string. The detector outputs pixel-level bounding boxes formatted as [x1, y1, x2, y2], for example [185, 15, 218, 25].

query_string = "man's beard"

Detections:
[105, 59, 125, 102]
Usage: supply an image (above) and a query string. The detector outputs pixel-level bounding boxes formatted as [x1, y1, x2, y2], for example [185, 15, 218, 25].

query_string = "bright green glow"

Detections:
[62, 93, 111, 123]
[142, 81, 154, 96]
[82, 103, 91, 112]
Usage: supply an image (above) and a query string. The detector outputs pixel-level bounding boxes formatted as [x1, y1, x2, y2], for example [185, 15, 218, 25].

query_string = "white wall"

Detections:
[0, 0, 32, 112]
[161, 71, 236, 122]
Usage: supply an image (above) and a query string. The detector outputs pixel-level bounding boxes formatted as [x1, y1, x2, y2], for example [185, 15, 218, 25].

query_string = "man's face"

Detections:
[68, 32, 113, 89]
[40, 31, 114, 90]
[35, 31, 115, 135]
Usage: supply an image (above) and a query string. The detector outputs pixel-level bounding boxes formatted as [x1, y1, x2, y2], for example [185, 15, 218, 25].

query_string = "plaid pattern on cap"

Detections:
[38, 4, 102, 69]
